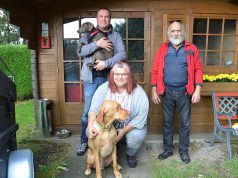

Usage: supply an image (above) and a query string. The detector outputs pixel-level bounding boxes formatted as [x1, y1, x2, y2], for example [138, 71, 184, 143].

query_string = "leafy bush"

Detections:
[0, 45, 32, 100]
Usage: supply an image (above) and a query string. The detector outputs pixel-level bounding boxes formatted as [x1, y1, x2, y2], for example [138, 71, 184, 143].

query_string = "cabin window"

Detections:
[192, 17, 237, 67]
[116, 18, 145, 82]
[62, 16, 145, 102]
[63, 18, 82, 102]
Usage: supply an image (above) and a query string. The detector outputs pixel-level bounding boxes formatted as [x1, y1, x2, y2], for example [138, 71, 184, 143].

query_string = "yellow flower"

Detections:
[203, 73, 238, 82]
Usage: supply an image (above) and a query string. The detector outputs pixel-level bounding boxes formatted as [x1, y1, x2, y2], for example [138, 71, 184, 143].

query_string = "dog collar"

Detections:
[95, 119, 112, 131]
[90, 29, 100, 36]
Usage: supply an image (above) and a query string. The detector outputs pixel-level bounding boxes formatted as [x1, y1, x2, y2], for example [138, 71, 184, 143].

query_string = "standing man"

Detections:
[76, 7, 126, 156]
[151, 20, 203, 164]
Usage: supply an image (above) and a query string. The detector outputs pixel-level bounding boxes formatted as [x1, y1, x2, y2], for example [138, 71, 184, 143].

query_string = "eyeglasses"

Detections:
[113, 73, 128, 77]
[169, 20, 182, 24]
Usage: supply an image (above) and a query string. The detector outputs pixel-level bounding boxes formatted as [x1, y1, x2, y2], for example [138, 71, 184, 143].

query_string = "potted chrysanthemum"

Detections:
[202, 73, 238, 95]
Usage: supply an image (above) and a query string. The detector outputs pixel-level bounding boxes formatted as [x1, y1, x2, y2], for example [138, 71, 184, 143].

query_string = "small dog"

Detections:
[85, 100, 130, 178]
[77, 22, 114, 69]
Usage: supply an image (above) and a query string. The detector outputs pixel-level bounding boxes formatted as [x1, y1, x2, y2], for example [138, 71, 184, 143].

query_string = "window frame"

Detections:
[191, 14, 238, 74]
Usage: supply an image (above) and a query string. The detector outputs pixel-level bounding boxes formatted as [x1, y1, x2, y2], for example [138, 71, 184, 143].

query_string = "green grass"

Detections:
[15, 100, 35, 142]
[152, 160, 220, 178]
[151, 149, 238, 178]
[224, 159, 238, 177]
[15, 100, 69, 178]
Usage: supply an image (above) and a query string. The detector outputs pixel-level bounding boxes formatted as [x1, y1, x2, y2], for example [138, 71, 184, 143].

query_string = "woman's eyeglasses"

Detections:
[113, 73, 128, 77]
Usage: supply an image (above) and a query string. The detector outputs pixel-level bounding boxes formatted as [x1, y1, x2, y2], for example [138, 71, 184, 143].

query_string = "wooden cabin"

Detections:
[1, 0, 238, 134]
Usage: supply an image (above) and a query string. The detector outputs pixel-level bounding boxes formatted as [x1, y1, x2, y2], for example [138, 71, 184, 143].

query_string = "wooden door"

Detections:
[58, 11, 151, 131]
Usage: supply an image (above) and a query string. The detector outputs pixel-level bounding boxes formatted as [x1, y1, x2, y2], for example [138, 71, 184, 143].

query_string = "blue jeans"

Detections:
[80, 77, 107, 143]
[162, 87, 191, 154]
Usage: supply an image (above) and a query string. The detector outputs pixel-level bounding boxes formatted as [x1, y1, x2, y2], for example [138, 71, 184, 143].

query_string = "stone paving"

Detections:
[56, 135, 153, 178]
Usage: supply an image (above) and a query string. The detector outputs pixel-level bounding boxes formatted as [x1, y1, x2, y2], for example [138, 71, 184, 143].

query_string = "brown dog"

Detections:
[77, 22, 114, 69]
[85, 100, 130, 178]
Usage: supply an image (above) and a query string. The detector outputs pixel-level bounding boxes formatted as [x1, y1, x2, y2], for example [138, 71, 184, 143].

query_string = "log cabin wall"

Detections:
[36, 13, 61, 131]
[6, 0, 237, 134]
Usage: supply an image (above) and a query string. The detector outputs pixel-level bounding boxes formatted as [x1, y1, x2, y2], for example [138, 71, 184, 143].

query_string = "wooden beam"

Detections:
[226, 0, 238, 5]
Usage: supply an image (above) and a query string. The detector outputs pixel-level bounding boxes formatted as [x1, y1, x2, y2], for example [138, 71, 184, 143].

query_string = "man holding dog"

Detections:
[77, 8, 126, 156]
[151, 20, 203, 164]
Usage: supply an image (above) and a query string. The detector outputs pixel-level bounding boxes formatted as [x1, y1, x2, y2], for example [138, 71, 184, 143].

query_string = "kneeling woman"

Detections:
[88, 61, 149, 168]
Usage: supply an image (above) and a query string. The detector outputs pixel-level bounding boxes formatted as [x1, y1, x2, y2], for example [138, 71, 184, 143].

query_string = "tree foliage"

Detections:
[0, 9, 20, 45]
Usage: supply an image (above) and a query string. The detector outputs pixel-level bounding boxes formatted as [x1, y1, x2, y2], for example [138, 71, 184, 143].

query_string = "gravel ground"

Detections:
[146, 141, 228, 164]
[28, 134, 238, 178]
[145, 138, 238, 178]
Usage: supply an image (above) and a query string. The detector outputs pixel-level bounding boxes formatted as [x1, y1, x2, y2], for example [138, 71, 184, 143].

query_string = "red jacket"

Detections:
[151, 40, 203, 95]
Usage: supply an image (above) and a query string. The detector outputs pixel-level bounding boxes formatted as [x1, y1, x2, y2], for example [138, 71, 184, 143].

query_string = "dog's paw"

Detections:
[118, 164, 122, 170]
[85, 169, 92, 176]
[114, 172, 122, 178]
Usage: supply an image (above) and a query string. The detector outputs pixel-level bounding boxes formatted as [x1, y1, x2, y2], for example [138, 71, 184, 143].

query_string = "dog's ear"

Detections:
[87, 22, 95, 32]
[96, 103, 108, 123]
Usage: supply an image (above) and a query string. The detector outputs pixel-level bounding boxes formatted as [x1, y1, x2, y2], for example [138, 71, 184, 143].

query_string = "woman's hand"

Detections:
[88, 112, 97, 139]
[88, 126, 98, 139]
[115, 128, 126, 144]
[115, 125, 134, 144]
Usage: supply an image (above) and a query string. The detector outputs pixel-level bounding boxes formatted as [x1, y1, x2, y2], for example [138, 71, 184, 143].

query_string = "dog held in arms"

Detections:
[85, 100, 130, 178]
[77, 22, 114, 69]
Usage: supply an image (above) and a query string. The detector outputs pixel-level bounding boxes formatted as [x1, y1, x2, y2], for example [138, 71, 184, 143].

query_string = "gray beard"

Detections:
[169, 37, 184, 46]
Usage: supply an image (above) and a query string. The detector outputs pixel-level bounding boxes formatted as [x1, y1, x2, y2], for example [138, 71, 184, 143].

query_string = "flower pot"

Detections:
[201, 82, 238, 96]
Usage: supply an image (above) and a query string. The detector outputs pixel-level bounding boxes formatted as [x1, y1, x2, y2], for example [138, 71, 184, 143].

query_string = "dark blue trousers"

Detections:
[162, 87, 191, 154]
[80, 77, 107, 143]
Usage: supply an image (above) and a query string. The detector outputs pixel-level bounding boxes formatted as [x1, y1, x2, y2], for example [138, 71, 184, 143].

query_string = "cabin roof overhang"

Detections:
[0, 0, 238, 49]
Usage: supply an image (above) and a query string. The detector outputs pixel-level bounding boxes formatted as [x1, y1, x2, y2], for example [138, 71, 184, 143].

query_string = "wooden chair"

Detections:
[210, 91, 238, 160]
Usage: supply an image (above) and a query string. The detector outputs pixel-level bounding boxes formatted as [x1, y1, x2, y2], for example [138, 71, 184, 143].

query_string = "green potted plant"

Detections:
[202, 73, 238, 95]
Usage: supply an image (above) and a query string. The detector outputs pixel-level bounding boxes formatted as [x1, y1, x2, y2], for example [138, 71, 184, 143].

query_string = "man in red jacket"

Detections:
[151, 20, 203, 164]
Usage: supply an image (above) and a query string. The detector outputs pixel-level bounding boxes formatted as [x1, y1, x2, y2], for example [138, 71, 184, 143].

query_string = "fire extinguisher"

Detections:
[41, 22, 51, 49]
